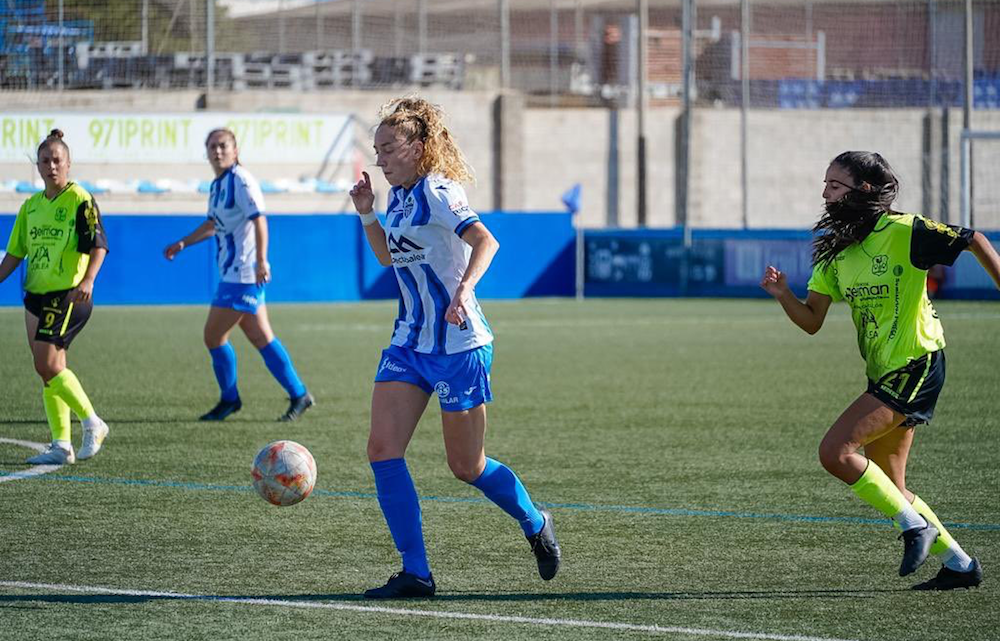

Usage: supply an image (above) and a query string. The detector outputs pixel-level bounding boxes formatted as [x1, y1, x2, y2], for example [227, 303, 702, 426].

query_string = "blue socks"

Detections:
[471, 457, 545, 537]
[371, 458, 431, 579]
[258, 338, 307, 399]
[208, 343, 239, 402]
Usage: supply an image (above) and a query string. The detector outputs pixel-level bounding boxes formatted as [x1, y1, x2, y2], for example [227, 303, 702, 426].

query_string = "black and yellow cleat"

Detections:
[913, 558, 983, 591]
[899, 523, 938, 576]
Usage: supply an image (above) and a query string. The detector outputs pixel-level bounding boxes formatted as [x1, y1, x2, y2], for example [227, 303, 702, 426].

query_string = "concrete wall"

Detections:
[2, 89, 999, 229]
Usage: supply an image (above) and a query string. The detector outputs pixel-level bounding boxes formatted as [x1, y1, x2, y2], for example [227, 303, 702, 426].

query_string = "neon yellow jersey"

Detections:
[5, 183, 109, 294]
[807, 212, 972, 382]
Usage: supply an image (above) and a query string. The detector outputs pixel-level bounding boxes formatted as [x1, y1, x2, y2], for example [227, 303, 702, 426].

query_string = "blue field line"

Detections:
[4, 469, 1000, 532]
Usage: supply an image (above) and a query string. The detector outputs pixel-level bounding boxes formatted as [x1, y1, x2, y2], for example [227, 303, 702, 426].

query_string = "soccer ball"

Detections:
[251, 440, 317, 506]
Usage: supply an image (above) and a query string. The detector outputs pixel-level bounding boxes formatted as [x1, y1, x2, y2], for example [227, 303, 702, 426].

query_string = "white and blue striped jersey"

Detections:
[207, 164, 266, 284]
[385, 174, 493, 355]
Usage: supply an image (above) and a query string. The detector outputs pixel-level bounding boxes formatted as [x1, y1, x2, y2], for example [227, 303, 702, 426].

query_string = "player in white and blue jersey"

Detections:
[349, 97, 560, 599]
[163, 128, 313, 422]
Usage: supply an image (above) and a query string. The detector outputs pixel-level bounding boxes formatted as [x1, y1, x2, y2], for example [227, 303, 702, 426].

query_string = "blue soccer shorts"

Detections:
[211, 282, 265, 314]
[374, 344, 494, 412]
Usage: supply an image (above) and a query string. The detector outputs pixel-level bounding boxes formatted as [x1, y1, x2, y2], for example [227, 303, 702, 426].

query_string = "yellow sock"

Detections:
[42, 384, 72, 442]
[48, 369, 95, 421]
[911, 495, 955, 556]
[849, 461, 910, 520]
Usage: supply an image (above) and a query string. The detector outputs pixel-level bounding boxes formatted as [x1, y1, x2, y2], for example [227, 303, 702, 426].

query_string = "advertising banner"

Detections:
[0, 112, 353, 164]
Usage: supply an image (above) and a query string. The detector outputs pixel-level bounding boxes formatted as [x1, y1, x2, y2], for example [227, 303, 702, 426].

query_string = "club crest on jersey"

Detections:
[871, 254, 889, 276]
[434, 381, 451, 398]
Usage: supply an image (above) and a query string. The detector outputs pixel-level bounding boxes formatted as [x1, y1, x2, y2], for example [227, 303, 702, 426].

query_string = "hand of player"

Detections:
[256, 261, 271, 286]
[760, 265, 789, 298]
[445, 283, 471, 326]
[350, 171, 375, 215]
[164, 240, 184, 260]
[68, 277, 94, 303]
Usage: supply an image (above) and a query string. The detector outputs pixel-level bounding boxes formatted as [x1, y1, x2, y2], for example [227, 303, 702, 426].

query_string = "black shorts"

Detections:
[23, 289, 93, 349]
[867, 350, 945, 427]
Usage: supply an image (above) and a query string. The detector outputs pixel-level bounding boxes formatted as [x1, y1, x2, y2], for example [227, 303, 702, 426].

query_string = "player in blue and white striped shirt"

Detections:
[164, 128, 313, 422]
[350, 97, 560, 599]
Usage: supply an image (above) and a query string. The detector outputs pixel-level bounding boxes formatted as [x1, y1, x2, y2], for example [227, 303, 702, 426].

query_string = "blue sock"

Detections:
[371, 458, 430, 579]
[470, 457, 545, 537]
[258, 338, 307, 399]
[208, 343, 239, 402]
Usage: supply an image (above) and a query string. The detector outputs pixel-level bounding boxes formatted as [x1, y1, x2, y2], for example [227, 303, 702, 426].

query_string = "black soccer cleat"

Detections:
[279, 392, 315, 422]
[363, 571, 436, 599]
[527, 509, 561, 581]
[899, 523, 938, 576]
[913, 558, 983, 591]
[199, 398, 242, 421]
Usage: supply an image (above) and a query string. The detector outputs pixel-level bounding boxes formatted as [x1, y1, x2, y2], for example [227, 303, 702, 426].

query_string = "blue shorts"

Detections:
[212, 282, 265, 314]
[374, 344, 494, 412]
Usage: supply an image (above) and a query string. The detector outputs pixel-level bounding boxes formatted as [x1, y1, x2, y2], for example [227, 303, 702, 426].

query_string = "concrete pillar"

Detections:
[492, 93, 524, 212]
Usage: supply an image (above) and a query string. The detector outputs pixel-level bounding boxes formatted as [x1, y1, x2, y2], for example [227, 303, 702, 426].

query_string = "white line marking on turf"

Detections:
[0, 438, 62, 483]
[0, 581, 862, 641]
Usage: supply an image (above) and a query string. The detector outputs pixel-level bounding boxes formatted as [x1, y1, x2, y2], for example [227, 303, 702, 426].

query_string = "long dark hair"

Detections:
[812, 151, 899, 267]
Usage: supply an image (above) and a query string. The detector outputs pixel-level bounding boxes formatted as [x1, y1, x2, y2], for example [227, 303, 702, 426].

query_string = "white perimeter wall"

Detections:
[2, 90, 998, 228]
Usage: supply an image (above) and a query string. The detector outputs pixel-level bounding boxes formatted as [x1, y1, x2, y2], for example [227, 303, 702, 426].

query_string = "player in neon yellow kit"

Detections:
[0, 129, 110, 465]
[761, 151, 1000, 590]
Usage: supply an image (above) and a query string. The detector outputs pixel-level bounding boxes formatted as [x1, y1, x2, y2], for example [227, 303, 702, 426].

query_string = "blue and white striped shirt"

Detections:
[207, 164, 265, 284]
[385, 174, 493, 355]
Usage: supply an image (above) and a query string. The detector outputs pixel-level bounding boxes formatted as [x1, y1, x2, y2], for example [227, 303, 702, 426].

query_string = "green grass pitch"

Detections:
[1, 298, 998, 641]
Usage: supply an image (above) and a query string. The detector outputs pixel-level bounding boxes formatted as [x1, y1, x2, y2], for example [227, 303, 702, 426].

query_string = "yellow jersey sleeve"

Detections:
[5, 201, 30, 259]
[806, 260, 843, 302]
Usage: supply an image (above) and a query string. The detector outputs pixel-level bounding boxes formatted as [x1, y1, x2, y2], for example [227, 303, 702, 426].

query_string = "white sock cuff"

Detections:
[893, 506, 927, 532]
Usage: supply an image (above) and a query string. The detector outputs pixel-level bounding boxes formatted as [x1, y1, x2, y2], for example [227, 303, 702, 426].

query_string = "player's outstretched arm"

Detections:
[760, 265, 832, 335]
[0, 252, 23, 285]
[969, 231, 1000, 291]
[164, 220, 216, 260]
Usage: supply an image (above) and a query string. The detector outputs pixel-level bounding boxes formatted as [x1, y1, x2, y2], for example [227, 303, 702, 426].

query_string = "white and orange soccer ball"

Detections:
[251, 440, 317, 506]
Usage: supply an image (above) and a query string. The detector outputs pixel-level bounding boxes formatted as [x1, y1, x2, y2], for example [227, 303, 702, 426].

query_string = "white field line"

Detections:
[0, 438, 62, 483]
[0, 580, 863, 641]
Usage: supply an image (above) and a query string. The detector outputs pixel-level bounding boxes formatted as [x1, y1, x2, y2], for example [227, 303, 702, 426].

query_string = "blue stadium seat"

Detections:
[137, 180, 167, 194]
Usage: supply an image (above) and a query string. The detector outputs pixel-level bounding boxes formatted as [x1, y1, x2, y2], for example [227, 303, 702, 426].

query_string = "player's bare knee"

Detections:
[817, 440, 849, 475]
[33, 359, 60, 381]
[448, 459, 480, 483]
[367, 437, 400, 463]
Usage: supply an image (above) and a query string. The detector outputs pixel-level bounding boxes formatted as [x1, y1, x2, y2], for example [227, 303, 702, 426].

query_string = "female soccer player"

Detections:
[0, 129, 110, 464]
[163, 128, 313, 422]
[761, 151, 1000, 590]
[349, 97, 561, 598]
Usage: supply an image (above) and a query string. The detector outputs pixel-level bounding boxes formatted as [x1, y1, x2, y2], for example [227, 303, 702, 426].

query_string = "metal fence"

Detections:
[2, 0, 998, 107]
[2, 1, 998, 229]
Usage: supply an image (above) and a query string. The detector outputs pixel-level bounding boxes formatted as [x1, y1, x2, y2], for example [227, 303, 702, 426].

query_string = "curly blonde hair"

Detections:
[377, 97, 474, 184]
